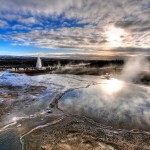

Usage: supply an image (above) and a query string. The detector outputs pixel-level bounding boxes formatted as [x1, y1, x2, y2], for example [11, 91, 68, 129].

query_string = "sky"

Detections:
[0, 0, 150, 59]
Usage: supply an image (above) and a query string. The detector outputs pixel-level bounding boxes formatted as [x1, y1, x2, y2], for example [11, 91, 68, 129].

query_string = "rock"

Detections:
[47, 109, 52, 113]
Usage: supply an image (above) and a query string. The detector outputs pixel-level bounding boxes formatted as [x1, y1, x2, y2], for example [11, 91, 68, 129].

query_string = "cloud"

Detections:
[0, 0, 77, 16]
[0, 0, 150, 55]
[18, 17, 39, 25]
[0, 20, 9, 28]
[11, 24, 31, 30]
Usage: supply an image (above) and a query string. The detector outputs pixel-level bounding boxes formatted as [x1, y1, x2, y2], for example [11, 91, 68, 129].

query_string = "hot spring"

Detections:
[58, 78, 150, 131]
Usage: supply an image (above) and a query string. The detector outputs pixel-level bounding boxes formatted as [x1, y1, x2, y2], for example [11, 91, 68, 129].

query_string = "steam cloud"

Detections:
[59, 55, 150, 131]
[59, 82, 150, 131]
[120, 54, 150, 81]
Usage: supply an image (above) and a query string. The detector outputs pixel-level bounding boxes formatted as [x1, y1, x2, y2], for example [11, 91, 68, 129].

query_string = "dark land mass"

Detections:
[0, 56, 124, 68]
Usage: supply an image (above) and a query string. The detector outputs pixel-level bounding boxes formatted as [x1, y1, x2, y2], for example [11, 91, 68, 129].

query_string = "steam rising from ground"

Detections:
[0, 55, 150, 132]
[59, 81, 150, 131]
[59, 55, 150, 131]
[120, 55, 150, 81]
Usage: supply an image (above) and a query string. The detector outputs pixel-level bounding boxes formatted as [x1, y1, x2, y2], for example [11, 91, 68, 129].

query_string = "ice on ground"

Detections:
[0, 72, 91, 89]
[0, 72, 92, 125]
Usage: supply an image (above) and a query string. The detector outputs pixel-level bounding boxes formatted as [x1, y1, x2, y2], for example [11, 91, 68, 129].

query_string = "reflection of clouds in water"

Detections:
[59, 80, 150, 131]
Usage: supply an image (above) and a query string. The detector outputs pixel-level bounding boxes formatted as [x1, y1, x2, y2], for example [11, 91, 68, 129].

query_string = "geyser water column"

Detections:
[36, 57, 42, 70]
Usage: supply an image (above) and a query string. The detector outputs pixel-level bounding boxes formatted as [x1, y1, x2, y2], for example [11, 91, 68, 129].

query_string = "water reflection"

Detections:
[59, 78, 150, 131]
[100, 78, 123, 95]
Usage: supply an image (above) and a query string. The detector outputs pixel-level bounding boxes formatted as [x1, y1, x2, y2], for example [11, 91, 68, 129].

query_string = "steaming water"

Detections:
[1, 71, 150, 132]
[0, 71, 150, 149]
[59, 78, 150, 131]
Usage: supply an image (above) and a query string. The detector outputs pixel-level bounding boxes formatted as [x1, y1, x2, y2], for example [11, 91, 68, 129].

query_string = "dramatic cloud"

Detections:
[0, 0, 150, 56]
[0, 20, 9, 28]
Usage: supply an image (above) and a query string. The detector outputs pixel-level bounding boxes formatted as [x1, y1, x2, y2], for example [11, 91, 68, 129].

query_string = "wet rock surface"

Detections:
[23, 116, 150, 150]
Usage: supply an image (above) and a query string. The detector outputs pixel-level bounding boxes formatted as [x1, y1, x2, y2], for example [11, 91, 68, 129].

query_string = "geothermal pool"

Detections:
[59, 78, 150, 131]
[0, 72, 150, 149]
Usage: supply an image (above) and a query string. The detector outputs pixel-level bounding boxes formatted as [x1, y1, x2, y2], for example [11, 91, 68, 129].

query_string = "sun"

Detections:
[105, 26, 125, 47]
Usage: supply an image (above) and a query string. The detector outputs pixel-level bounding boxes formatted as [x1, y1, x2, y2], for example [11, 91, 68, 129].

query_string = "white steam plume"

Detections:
[120, 54, 149, 81]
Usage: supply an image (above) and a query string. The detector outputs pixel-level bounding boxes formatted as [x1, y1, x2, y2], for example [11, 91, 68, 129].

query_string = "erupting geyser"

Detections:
[36, 57, 42, 70]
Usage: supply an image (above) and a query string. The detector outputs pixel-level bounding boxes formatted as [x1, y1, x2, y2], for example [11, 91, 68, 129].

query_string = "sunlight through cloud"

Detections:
[105, 26, 125, 47]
